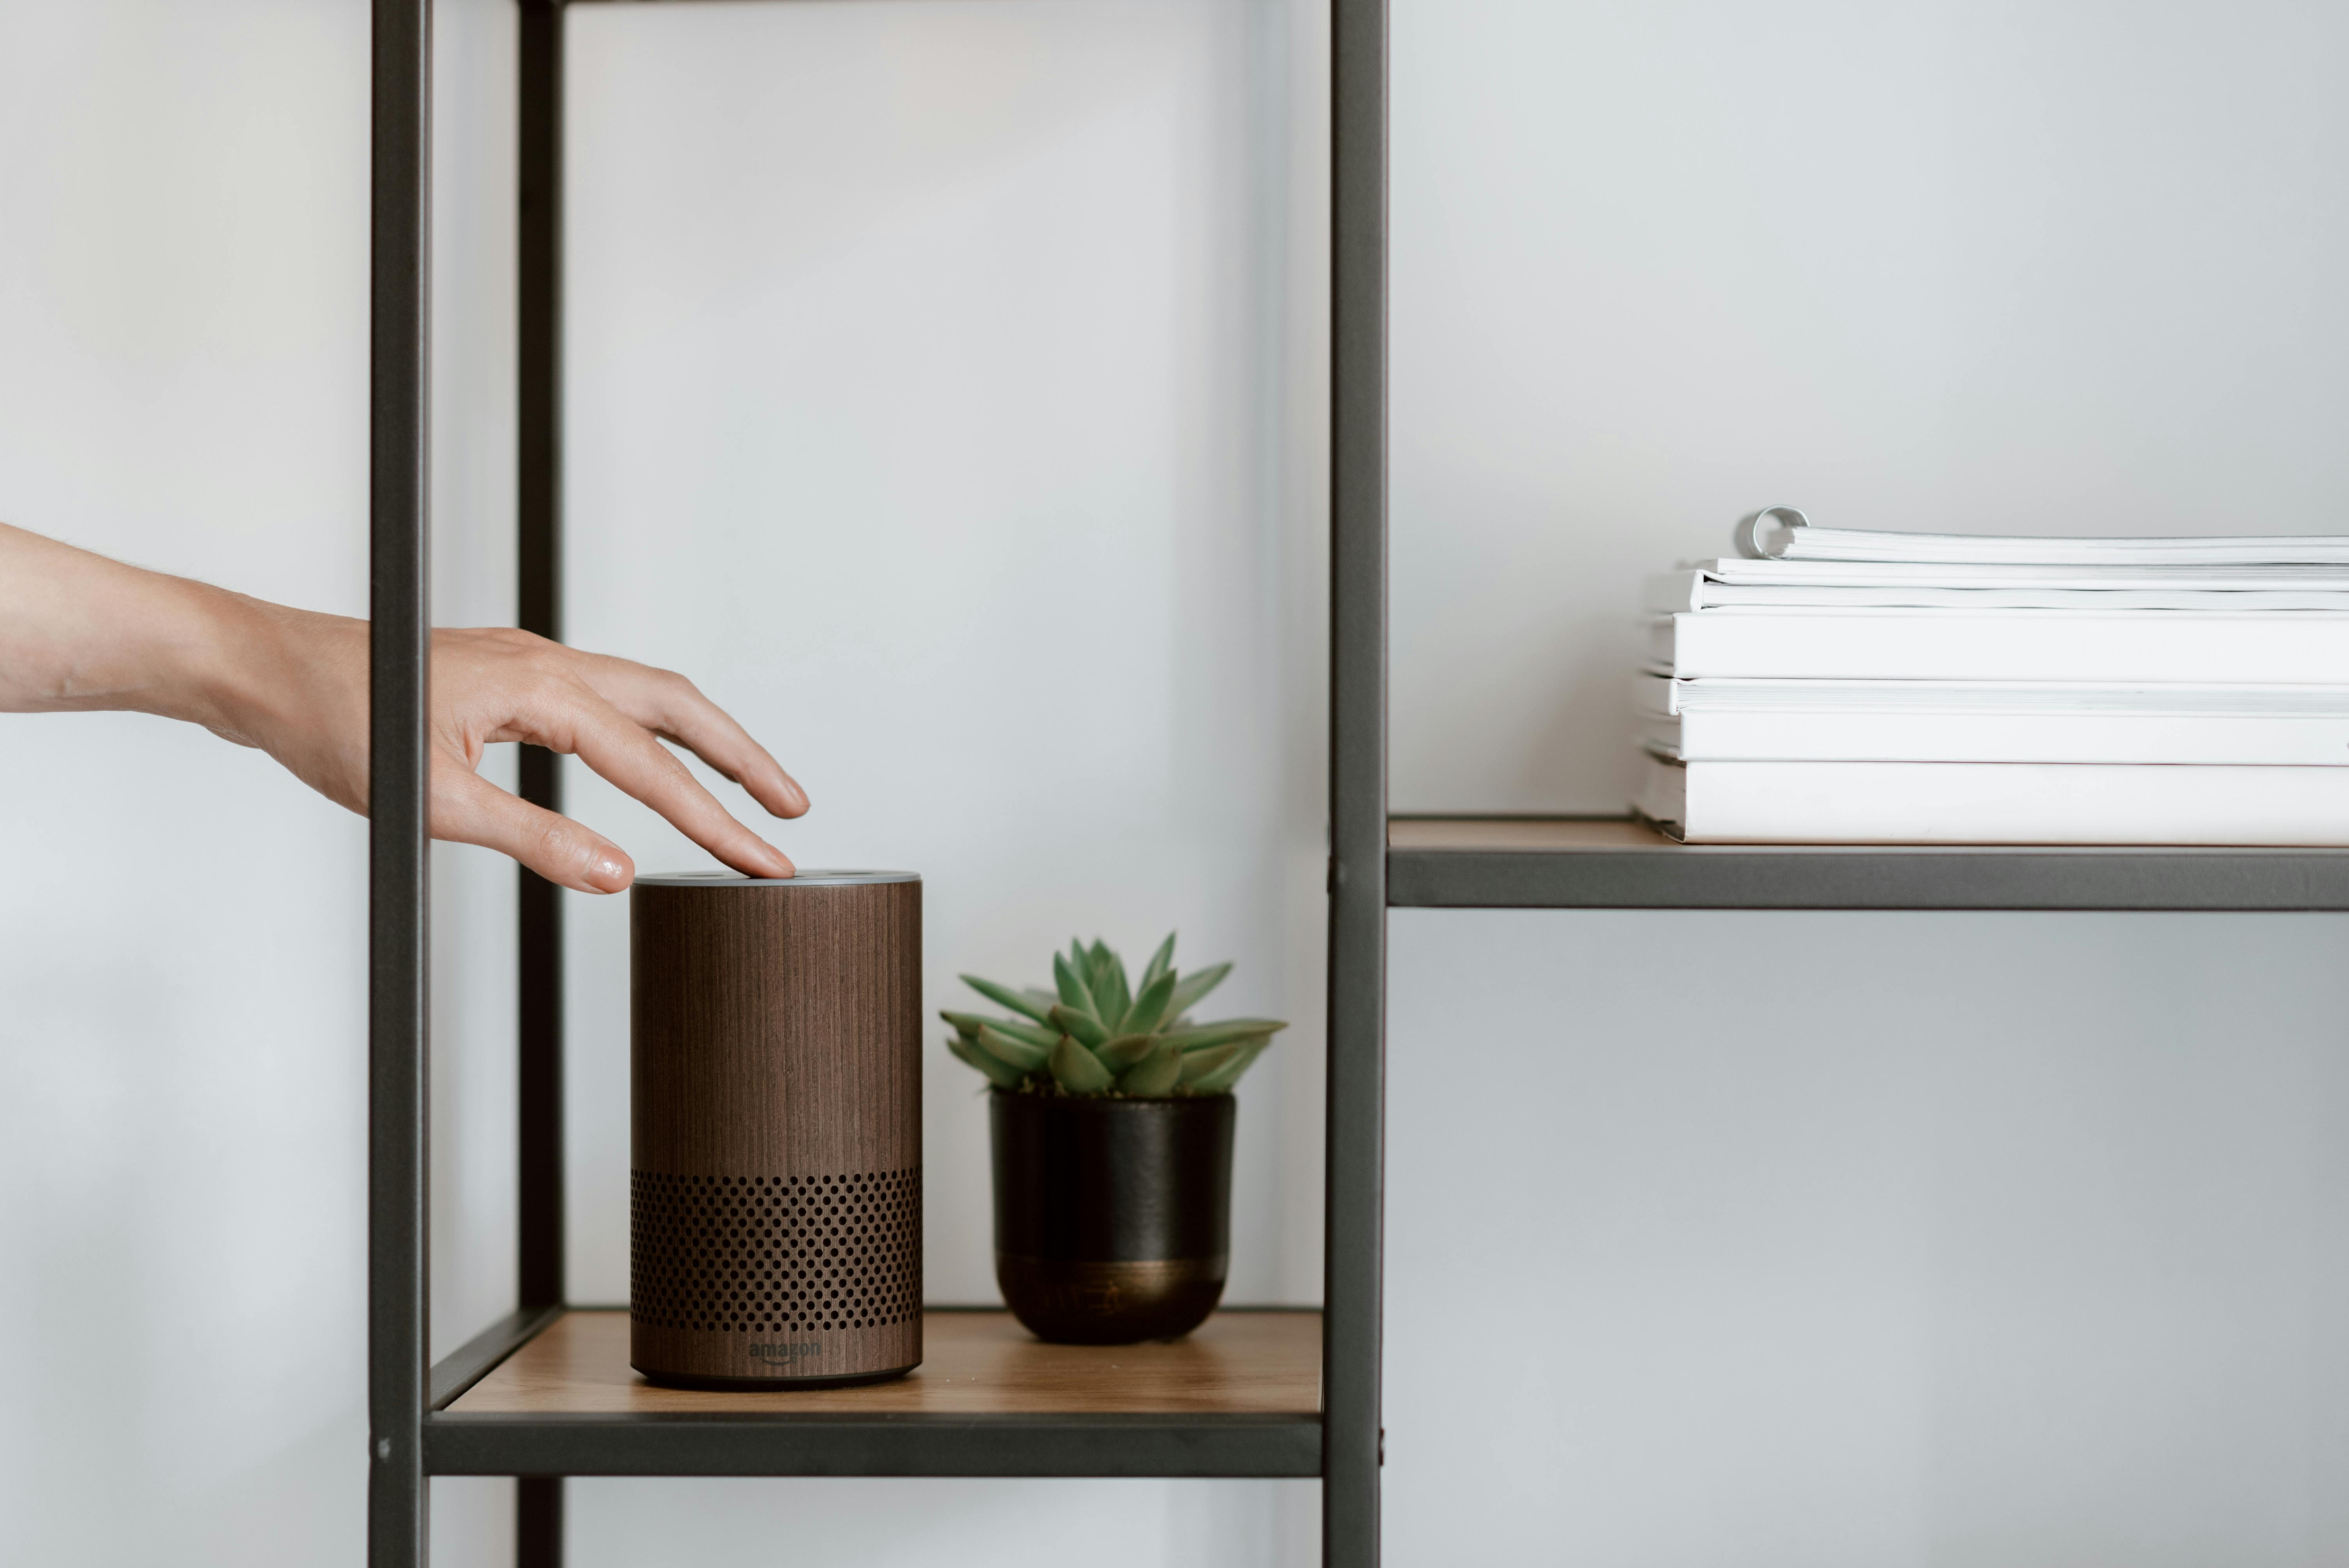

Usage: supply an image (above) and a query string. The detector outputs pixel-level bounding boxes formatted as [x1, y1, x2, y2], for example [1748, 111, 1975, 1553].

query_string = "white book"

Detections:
[1649, 609, 2349, 683]
[1771, 530, 2349, 567]
[1638, 675, 2349, 765]
[1644, 569, 2349, 614]
[1737, 510, 2349, 567]
[1688, 558, 2349, 592]
[1634, 754, 2349, 845]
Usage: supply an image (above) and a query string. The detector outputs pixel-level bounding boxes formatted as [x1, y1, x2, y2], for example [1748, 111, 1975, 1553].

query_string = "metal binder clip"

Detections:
[1734, 506, 1810, 560]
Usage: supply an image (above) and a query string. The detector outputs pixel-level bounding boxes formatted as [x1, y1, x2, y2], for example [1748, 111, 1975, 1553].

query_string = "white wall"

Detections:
[428, 0, 526, 1554]
[1385, 1, 2349, 1563]
[0, 5, 373, 1565]
[1386, 909, 2349, 1566]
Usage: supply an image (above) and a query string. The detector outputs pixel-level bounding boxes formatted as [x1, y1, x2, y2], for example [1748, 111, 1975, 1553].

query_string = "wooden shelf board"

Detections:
[449, 1307, 1321, 1417]
[1391, 815, 1673, 854]
[1388, 815, 2349, 911]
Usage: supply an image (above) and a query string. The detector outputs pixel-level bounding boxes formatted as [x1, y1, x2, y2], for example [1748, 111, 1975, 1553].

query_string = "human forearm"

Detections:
[0, 521, 261, 728]
[0, 521, 804, 890]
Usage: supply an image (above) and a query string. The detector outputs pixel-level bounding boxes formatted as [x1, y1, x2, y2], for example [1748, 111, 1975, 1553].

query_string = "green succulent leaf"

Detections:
[1164, 1018, 1288, 1053]
[949, 938, 1280, 1099]
[1137, 932, 1177, 994]
[1119, 969, 1179, 1037]
[1050, 1004, 1108, 1049]
[976, 1023, 1051, 1073]
[1119, 1039, 1183, 1097]
[1095, 1033, 1157, 1071]
[948, 1032, 1025, 1089]
[961, 974, 1055, 1026]
[1089, 941, 1131, 1027]
[1048, 1035, 1116, 1093]
[941, 1010, 1057, 1049]
[1052, 951, 1100, 1021]
[1163, 962, 1233, 1020]
[1178, 1041, 1243, 1084]
[1185, 1039, 1267, 1094]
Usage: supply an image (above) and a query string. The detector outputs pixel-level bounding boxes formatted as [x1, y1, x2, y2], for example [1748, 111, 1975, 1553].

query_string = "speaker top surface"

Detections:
[635, 870, 920, 888]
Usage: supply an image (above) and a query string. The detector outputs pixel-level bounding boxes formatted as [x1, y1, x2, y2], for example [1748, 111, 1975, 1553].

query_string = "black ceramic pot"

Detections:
[989, 1090, 1234, 1344]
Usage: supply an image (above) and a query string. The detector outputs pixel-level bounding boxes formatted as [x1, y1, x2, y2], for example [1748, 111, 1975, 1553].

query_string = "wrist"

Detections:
[143, 578, 273, 734]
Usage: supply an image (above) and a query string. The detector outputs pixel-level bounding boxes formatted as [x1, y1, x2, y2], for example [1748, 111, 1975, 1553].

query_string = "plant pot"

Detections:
[989, 1089, 1234, 1344]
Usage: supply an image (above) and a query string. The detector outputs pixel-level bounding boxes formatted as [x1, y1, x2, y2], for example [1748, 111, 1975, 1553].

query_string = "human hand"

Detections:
[0, 523, 804, 891]
[222, 604, 805, 891]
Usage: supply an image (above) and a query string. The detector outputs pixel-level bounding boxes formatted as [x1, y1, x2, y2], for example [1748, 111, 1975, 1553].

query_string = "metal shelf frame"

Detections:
[425, 1408, 1326, 1481]
[365, 0, 1388, 1563]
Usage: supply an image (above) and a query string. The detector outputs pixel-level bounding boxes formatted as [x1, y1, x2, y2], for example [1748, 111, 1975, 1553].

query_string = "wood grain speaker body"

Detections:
[629, 870, 922, 1389]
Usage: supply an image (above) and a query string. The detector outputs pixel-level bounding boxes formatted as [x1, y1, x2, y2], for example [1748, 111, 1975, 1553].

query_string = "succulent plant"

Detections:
[942, 934, 1285, 1098]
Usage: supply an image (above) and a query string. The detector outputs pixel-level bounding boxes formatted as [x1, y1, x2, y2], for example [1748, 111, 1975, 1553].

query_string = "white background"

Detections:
[3, 1, 2347, 1565]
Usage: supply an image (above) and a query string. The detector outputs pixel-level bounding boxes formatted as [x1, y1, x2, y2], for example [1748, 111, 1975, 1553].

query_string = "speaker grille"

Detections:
[631, 1167, 922, 1335]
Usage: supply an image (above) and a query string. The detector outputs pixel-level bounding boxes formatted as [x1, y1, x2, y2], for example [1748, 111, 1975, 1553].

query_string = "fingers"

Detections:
[546, 687, 797, 881]
[566, 650, 809, 820]
[429, 629, 803, 886]
[431, 763, 635, 893]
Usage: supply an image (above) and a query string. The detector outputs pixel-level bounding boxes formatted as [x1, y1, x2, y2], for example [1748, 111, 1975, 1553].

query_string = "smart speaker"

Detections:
[628, 870, 923, 1389]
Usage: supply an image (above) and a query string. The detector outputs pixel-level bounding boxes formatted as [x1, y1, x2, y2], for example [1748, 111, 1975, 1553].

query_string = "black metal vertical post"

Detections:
[516, 0, 566, 1362]
[370, 0, 433, 1563]
[1325, 0, 1387, 1563]
[517, 3, 567, 1563]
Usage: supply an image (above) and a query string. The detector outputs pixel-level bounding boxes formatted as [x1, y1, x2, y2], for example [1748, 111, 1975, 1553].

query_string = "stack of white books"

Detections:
[1634, 509, 2349, 845]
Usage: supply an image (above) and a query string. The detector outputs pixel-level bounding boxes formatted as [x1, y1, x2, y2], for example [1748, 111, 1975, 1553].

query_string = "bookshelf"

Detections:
[364, 1, 2349, 1562]
[367, 0, 1385, 1564]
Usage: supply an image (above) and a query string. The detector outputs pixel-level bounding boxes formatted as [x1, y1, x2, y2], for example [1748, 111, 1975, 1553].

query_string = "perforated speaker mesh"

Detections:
[631, 1167, 921, 1335]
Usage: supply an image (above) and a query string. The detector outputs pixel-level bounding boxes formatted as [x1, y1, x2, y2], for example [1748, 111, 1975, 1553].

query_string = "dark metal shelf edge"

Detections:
[423, 1412, 1322, 1479]
[1388, 844, 2349, 911]
[429, 1304, 567, 1411]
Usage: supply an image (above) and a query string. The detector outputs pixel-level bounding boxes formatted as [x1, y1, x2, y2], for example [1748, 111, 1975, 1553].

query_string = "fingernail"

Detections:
[589, 855, 631, 892]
